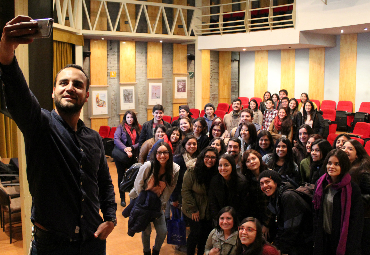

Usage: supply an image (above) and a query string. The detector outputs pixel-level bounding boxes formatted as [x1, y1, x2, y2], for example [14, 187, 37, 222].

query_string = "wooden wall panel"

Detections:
[120, 2, 136, 32]
[173, 44, 187, 74]
[148, 0, 162, 34]
[90, 0, 107, 31]
[254, 51, 268, 99]
[147, 42, 162, 79]
[339, 34, 357, 111]
[309, 48, 325, 102]
[173, 0, 187, 35]
[219, 51, 231, 104]
[173, 103, 183, 117]
[120, 41, 136, 83]
[90, 40, 107, 85]
[91, 118, 108, 132]
[281, 49, 295, 97]
[202, 50, 211, 107]
[221, 0, 232, 13]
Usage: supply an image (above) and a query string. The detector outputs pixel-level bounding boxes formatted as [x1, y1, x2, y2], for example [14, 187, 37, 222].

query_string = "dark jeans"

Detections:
[30, 227, 106, 255]
[185, 215, 212, 255]
[112, 146, 136, 199]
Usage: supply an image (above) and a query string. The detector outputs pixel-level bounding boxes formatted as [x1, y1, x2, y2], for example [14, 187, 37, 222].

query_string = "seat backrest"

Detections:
[238, 97, 249, 108]
[365, 142, 370, 155]
[337, 101, 353, 112]
[172, 116, 179, 123]
[108, 127, 117, 139]
[217, 103, 229, 112]
[352, 137, 365, 146]
[311, 99, 320, 110]
[321, 109, 336, 121]
[215, 110, 226, 119]
[353, 122, 370, 138]
[200, 110, 205, 117]
[162, 115, 172, 123]
[0, 183, 11, 206]
[190, 109, 200, 118]
[296, 99, 301, 104]
[359, 102, 370, 114]
[321, 100, 336, 110]
[99, 126, 110, 138]
[327, 133, 338, 146]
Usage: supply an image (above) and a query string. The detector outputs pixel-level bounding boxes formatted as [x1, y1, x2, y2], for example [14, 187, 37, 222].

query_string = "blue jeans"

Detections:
[31, 234, 106, 255]
[142, 212, 167, 252]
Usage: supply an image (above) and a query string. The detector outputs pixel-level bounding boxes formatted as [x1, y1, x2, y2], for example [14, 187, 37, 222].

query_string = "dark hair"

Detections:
[194, 147, 219, 188]
[270, 137, 296, 177]
[54, 64, 90, 92]
[218, 154, 240, 197]
[121, 110, 141, 135]
[153, 124, 167, 141]
[332, 134, 351, 149]
[298, 124, 314, 143]
[179, 117, 193, 134]
[192, 117, 208, 136]
[239, 123, 258, 150]
[276, 107, 292, 136]
[263, 91, 271, 102]
[242, 150, 268, 178]
[248, 99, 259, 112]
[216, 206, 239, 233]
[301, 93, 309, 102]
[256, 130, 274, 154]
[228, 137, 241, 150]
[210, 137, 227, 155]
[279, 89, 288, 96]
[149, 142, 174, 186]
[237, 217, 272, 255]
[152, 104, 164, 113]
[175, 134, 199, 157]
[346, 139, 370, 183]
[265, 98, 273, 103]
[323, 149, 351, 183]
[295, 124, 314, 156]
[289, 98, 299, 113]
[302, 101, 316, 120]
[310, 139, 333, 182]
[166, 127, 182, 150]
[272, 94, 279, 100]
[209, 121, 226, 140]
[232, 98, 242, 105]
[281, 96, 289, 102]
[204, 103, 215, 112]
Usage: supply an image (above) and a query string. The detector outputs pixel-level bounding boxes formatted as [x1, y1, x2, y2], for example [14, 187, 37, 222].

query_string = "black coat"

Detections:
[171, 154, 187, 202]
[313, 180, 364, 255]
[296, 111, 325, 137]
[196, 134, 210, 152]
[138, 119, 171, 149]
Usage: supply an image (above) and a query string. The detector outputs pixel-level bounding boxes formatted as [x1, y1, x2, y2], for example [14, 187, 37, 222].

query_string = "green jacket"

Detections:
[300, 157, 311, 183]
[181, 168, 210, 220]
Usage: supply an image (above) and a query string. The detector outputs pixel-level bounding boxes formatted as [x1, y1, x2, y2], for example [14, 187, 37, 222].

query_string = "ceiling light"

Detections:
[160, 40, 163, 43]
[341, 30, 343, 33]
[102, 37, 104, 40]
[365, 28, 368, 31]
[243, 49, 246, 51]
[123, 41, 126, 43]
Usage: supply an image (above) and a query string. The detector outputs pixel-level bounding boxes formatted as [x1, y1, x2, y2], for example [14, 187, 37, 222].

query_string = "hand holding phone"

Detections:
[25, 18, 53, 39]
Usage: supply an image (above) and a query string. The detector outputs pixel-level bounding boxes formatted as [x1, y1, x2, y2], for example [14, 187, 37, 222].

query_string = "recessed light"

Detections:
[160, 40, 163, 43]
[123, 41, 126, 43]
[102, 38, 104, 40]
[365, 28, 368, 31]
[341, 30, 344, 33]
[243, 49, 246, 51]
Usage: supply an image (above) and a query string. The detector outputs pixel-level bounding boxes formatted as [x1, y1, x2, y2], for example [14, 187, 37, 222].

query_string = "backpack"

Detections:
[294, 183, 315, 212]
[119, 163, 142, 192]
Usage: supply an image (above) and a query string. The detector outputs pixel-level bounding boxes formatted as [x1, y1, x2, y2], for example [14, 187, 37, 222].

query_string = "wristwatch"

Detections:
[105, 218, 117, 226]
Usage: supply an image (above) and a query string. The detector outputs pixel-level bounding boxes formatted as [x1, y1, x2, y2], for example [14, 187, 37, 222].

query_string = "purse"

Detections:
[119, 163, 142, 192]
[167, 206, 187, 246]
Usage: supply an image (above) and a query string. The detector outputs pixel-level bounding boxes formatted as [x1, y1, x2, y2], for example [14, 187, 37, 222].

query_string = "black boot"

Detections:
[152, 249, 160, 255]
[143, 250, 151, 255]
[121, 195, 126, 207]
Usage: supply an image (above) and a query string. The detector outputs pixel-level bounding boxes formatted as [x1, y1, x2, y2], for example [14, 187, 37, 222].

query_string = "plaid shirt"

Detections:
[262, 109, 278, 130]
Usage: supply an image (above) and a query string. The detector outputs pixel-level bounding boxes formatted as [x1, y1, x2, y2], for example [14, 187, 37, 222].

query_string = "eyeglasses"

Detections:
[204, 155, 217, 160]
[156, 151, 170, 156]
[238, 226, 257, 233]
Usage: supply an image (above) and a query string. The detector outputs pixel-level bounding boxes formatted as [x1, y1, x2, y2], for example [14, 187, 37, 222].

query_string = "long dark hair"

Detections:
[263, 91, 271, 102]
[346, 139, 370, 183]
[194, 146, 219, 187]
[241, 150, 268, 180]
[289, 98, 299, 115]
[153, 124, 167, 141]
[166, 127, 182, 150]
[323, 149, 351, 183]
[256, 130, 274, 154]
[149, 142, 174, 186]
[218, 154, 240, 200]
[121, 110, 141, 135]
[295, 124, 314, 155]
[215, 206, 239, 233]
[175, 134, 199, 157]
[276, 107, 292, 136]
[332, 134, 351, 149]
[209, 119, 226, 140]
[192, 117, 208, 136]
[248, 99, 259, 112]
[310, 139, 333, 182]
[270, 137, 295, 177]
[210, 137, 227, 155]
[239, 123, 258, 150]
[302, 100, 316, 121]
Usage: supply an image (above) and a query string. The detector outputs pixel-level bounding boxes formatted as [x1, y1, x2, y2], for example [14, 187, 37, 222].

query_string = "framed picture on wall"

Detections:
[120, 86, 135, 110]
[148, 83, 162, 105]
[175, 77, 187, 99]
[91, 90, 109, 116]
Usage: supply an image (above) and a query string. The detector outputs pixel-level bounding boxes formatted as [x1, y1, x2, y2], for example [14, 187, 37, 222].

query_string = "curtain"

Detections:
[53, 41, 73, 85]
[0, 113, 18, 158]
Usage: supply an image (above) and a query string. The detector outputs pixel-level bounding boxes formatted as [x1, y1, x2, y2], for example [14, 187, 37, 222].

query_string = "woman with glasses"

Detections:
[237, 217, 279, 255]
[205, 206, 239, 255]
[182, 147, 219, 255]
[192, 118, 210, 152]
[129, 142, 180, 255]
[210, 117, 229, 139]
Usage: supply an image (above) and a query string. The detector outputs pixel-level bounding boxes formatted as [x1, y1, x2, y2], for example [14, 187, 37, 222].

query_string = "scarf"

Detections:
[183, 152, 197, 169]
[313, 173, 352, 255]
[124, 123, 137, 144]
[274, 116, 282, 131]
[162, 135, 173, 152]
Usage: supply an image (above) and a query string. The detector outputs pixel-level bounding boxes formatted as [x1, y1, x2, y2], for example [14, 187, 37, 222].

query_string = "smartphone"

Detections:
[26, 18, 53, 39]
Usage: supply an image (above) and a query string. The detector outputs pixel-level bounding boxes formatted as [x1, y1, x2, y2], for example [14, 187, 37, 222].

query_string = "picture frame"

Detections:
[91, 89, 109, 116]
[148, 83, 162, 105]
[120, 85, 135, 110]
[174, 77, 187, 99]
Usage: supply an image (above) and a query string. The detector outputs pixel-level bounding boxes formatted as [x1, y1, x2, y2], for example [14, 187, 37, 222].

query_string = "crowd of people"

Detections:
[113, 89, 370, 255]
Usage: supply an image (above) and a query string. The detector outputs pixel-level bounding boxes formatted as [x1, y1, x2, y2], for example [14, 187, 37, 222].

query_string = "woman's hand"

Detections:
[124, 147, 132, 153]
[191, 211, 200, 222]
[209, 248, 220, 255]
[172, 201, 179, 208]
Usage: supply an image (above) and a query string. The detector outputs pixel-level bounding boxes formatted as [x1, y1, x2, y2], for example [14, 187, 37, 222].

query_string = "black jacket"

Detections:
[122, 190, 162, 236]
[313, 180, 364, 255]
[196, 134, 210, 152]
[171, 154, 187, 202]
[268, 182, 313, 255]
[208, 173, 249, 222]
[297, 110, 325, 137]
[138, 119, 171, 149]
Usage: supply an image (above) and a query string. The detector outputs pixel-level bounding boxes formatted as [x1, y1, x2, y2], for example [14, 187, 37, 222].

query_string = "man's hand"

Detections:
[0, 15, 38, 65]
[94, 221, 115, 240]
[191, 211, 200, 222]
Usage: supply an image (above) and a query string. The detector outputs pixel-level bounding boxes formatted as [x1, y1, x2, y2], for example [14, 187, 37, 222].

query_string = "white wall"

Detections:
[356, 33, 370, 111]
[239, 51, 255, 97]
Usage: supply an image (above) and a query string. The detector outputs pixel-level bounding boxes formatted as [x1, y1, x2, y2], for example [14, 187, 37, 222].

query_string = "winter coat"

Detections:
[223, 111, 241, 133]
[114, 124, 140, 157]
[196, 134, 210, 152]
[205, 229, 238, 255]
[138, 138, 155, 164]
[296, 111, 325, 137]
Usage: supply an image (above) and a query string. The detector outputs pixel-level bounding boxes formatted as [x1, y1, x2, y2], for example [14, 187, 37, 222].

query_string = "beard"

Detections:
[54, 96, 85, 115]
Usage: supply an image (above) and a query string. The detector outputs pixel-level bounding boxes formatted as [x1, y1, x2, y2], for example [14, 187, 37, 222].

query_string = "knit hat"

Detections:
[259, 170, 282, 185]
[179, 105, 192, 116]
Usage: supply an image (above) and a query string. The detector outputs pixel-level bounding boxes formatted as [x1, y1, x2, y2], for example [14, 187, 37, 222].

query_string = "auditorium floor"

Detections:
[0, 158, 185, 255]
